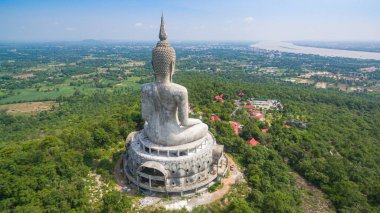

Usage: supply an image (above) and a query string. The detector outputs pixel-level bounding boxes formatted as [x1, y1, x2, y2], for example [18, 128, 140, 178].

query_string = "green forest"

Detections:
[1, 68, 379, 212]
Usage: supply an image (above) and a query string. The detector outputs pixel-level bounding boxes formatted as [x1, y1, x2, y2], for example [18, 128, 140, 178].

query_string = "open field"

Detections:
[0, 86, 96, 104]
[113, 76, 141, 89]
[0, 77, 141, 104]
[120, 61, 145, 67]
[0, 101, 57, 114]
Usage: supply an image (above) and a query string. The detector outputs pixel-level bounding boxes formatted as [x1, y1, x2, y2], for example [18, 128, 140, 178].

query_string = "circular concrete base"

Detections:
[123, 131, 226, 195]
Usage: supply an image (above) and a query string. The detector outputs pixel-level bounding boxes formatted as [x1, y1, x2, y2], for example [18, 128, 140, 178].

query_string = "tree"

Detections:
[263, 191, 298, 213]
[102, 191, 133, 213]
[227, 198, 254, 213]
[92, 127, 111, 147]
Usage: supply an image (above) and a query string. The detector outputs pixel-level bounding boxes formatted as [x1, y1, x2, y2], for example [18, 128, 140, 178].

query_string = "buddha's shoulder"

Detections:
[141, 83, 155, 93]
[170, 83, 187, 91]
[170, 83, 187, 94]
[141, 83, 187, 95]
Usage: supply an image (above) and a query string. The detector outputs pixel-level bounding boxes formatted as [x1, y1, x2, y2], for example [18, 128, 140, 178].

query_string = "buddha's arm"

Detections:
[176, 89, 201, 126]
[141, 87, 151, 121]
[141, 100, 149, 121]
[141, 101, 148, 121]
[176, 89, 189, 125]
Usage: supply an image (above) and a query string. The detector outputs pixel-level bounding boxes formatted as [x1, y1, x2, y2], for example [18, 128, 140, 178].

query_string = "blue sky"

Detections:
[0, 0, 379, 41]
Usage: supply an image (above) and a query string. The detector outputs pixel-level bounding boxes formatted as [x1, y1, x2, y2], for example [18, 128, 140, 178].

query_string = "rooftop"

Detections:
[254, 98, 268, 101]
[246, 138, 260, 147]
[229, 121, 241, 135]
[210, 115, 221, 122]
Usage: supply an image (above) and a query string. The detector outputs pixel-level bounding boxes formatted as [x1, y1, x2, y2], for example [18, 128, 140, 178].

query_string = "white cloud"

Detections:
[244, 16, 254, 24]
[65, 27, 75, 31]
[134, 23, 143, 27]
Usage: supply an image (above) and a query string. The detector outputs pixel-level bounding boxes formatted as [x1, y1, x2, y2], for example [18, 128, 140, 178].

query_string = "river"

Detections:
[251, 41, 380, 60]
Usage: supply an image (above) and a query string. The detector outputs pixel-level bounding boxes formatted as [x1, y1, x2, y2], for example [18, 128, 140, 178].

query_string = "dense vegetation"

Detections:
[178, 71, 380, 212]
[1, 42, 379, 212]
[0, 92, 141, 211]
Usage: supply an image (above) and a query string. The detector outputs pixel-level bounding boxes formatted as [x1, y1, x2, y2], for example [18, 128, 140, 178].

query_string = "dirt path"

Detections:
[113, 157, 125, 191]
[207, 155, 240, 201]
[113, 132, 138, 192]
[292, 172, 335, 213]
[184, 154, 243, 209]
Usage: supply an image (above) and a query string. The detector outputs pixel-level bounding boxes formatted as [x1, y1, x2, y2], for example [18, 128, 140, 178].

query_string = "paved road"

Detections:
[231, 99, 242, 116]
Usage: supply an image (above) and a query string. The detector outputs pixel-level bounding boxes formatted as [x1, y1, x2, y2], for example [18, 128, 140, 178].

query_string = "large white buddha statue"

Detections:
[141, 14, 208, 146]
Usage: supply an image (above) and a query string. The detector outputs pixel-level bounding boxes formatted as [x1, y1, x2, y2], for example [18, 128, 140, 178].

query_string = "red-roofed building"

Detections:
[215, 95, 223, 101]
[244, 105, 254, 109]
[238, 92, 245, 97]
[229, 121, 241, 135]
[250, 113, 265, 121]
[246, 138, 260, 147]
[210, 115, 221, 122]
[253, 110, 261, 113]
[360, 67, 378, 72]
[261, 128, 268, 133]
[214, 94, 224, 102]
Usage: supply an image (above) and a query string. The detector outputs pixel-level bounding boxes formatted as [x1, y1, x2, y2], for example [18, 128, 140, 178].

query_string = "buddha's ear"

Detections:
[170, 61, 174, 82]
[151, 60, 156, 80]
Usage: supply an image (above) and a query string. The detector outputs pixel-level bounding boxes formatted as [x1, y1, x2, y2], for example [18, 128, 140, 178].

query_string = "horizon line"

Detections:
[1, 39, 380, 43]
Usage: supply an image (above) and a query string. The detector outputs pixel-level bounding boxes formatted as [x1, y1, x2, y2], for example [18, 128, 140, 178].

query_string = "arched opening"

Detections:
[140, 167, 164, 176]
[138, 161, 167, 188]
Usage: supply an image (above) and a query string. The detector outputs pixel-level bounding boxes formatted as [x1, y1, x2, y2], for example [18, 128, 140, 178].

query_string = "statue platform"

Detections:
[123, 131, 226, 195]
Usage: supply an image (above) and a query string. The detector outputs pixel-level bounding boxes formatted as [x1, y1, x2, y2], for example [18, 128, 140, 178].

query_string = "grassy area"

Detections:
[0, 77, 141, 104]
[113, 76, 141, 90]
[0, 86, 91, 104]
[208, 180, 224, 192]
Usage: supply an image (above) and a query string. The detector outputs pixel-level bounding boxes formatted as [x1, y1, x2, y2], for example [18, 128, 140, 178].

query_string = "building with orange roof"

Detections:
[229, 121, 241, 135]
[246, 138, 260, 147]
[210, 115, 221, 122]
[243, 105, 255, 109]
[214, 94, 224, 102]
[250, 113, 265, 121]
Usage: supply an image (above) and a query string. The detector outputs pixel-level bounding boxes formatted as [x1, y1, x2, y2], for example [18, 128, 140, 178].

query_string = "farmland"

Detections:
[0, 101, 57, 114]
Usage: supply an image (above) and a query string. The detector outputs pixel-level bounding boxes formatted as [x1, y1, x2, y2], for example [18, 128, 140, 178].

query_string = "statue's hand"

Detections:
[182, 118, 202, 126]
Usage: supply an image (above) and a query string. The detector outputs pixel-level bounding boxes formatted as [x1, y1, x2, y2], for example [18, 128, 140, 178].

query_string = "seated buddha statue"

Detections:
[141, 15, 208, 146]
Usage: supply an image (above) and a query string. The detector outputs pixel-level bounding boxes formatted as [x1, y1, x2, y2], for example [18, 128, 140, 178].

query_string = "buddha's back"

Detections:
[140, 14, 208, 146]
[141, 82, 185, 144]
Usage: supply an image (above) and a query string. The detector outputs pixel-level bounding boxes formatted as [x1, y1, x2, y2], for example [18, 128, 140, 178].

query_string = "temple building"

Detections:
[123, 15, 227, 196]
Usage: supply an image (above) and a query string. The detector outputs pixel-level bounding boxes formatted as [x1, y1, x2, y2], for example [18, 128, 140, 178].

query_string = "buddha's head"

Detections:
[152, 14, 176, 83]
